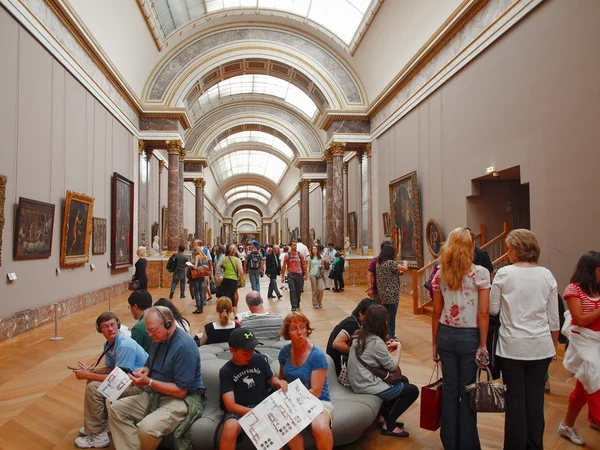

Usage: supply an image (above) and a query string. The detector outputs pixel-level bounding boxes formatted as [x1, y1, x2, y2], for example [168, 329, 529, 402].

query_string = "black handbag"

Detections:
[128, 277, 140, 291]
[465, 367, 506, 413]
[355, 349, 403, 385]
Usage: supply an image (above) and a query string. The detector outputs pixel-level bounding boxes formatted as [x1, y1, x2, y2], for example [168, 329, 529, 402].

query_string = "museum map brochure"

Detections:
[97, 367, 133, 402]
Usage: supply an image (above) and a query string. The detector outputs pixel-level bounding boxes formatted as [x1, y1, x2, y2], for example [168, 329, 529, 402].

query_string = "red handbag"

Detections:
[420, 363, 443, 431]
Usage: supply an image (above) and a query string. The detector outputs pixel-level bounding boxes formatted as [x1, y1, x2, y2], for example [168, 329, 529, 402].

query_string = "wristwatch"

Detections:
[148, 378, 154, 388]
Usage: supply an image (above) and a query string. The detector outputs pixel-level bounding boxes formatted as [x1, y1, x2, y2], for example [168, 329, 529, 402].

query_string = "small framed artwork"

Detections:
[111, 172, 134, 269]
[14, 197, 55, 260]
[61, 191, 94, 267]
[382, 212, 391, 237]
[347, 212, 357, 248]
[92, 217, 107, 255]
[426, 218, 444, 258]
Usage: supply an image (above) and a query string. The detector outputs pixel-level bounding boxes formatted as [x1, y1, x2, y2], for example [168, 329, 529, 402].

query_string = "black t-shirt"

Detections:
[219, 354, 273, 411]
[326, 315, 361, 376]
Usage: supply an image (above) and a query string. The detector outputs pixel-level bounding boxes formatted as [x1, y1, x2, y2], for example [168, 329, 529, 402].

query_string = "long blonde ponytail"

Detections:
[439, 228, 473, 290]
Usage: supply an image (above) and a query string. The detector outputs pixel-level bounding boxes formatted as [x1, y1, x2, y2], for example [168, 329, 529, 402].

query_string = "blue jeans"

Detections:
[248, 270, 260, 292]
[383, 302, 399, 339]
[437, 325, 480, 450]
[170, 269, 186, 296]
[193, 277, 205, 312]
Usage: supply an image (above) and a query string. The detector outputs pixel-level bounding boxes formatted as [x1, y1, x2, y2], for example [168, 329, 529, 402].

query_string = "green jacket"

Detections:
[131, 317, 153, 353]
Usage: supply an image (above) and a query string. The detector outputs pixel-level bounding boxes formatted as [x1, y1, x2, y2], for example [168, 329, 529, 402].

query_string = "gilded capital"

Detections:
[178, 147, 187, 161]
[364, 142, 372, 157]
[299, 179, 310, 189]
[166, 140, 181, 155]
[138, 139, 146, 155]
[158, 160, 166, 173]
[343, 162, 349, 173]
[194, 178, 206, 189]
[356, 150, 363, 164]
[330, 141, 346, 157]
[325, 148, 333, 163]
[144, 147, 154, 162]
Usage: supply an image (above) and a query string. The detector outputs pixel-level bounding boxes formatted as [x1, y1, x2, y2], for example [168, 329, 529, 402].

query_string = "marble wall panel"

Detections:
[139, 117, 180, 131]
[326, 120, 370, 140]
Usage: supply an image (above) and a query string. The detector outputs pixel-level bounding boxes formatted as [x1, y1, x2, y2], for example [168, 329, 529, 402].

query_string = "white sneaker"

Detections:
[79, 421, 109, 436]
[74, 432, 110, 448]
[558, 422, 585, 446]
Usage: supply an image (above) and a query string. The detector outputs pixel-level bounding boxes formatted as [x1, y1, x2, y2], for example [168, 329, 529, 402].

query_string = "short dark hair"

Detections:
[128, 290, 152, 309]
[380, 240, 393, 250]
[178, 244, 185, 252]
[570, 251, 600, 296]
[327, 242, 334, 247]
[352, 298, 376, 319]
[377, 244, 395, 264]
[96, 311, 119, 330]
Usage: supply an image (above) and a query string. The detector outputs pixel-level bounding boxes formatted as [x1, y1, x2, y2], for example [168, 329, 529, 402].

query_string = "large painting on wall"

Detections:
[161, 206, 168, 250]
[92, 217, 107, 255]
[0, 175, 6, 266]
[425, 218, 444, 258]
[111, 172, 134, 269]
[347, 212, 357, 248]
[14, 197, 55, 260]
[61, 191, 94, 267]
[389, 171, 422, 268]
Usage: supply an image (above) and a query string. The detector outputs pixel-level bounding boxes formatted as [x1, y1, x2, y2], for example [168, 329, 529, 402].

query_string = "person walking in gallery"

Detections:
[198, 297, 241, 346]
[128, 290, 153, 352]
[169, 245, 188, 299]
[348, 304, 418, 438]
[431, 228, 491, 450]
[218, 244, 244, 310]
[278, 312, 334, 450]
[108, 306, 205, 450]
[490, 229, 558, 450]
[218, 328, 287, 450]
[240, 291, 283, 341]
[213, 244, 227, 298]
[330, 249, 346, 293]
[375, 245, 409, 340]
[133, 246, 148, 290]
[558, 251, 600, 445]
[327, 298, 375, 376]
[192, 245, 210, 314]
[281, 240, 308, 311]
[246, 241, 264, 293]
[265, 245, 283, 299]
[279, 246, 289, 291]
[73, 312, 147, 449]
[297, 237, 309, 292]
[154, 298, 191, 334]
[367, 241, 393, 303]
[322, 242, 336, 290]
[308, 245, 326, 309]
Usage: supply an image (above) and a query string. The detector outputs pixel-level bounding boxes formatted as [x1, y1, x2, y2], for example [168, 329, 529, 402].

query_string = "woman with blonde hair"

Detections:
[132, 246, 148, 290]
[490, 229, 559, 450]
[218, 244, 244, 310]
[192, 246, 211, 314]
[199, 297, 240, 346]
[432, 227, 491, 450]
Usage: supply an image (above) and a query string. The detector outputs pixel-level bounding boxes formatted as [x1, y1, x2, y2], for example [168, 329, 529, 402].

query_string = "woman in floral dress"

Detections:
[431, 227, 491, 450]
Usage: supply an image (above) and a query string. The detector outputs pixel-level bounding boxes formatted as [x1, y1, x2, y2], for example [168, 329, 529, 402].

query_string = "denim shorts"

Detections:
[377, 382, 404, 402]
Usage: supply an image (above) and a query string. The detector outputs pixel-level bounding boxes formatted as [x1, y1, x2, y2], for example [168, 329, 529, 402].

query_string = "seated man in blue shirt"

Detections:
[73, 312, 148, 449]
[219, 328, 287, 450]
[108, 306, 205, 450]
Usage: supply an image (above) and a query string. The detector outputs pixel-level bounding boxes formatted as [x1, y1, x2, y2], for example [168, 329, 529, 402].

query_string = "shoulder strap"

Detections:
[228, 256, 238, 277]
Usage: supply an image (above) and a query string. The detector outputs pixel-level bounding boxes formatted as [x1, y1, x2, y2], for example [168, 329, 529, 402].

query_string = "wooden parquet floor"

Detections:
[0, 278, 597, 449]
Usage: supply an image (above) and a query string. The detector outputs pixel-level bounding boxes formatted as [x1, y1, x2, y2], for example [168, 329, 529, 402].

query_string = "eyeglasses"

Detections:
[289, 326, 307, 333]
[100, 323, 119, 331]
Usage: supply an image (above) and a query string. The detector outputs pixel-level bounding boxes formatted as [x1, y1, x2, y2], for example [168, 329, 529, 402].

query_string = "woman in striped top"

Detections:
[558, 251, 600, 446]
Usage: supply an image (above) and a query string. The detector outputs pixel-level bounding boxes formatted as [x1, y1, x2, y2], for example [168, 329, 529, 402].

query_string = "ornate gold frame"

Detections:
[389, 171, 422, 269]
[0, 175, 6, 266]
[61, 190, 94, 267]
[425, 218, 445, 258]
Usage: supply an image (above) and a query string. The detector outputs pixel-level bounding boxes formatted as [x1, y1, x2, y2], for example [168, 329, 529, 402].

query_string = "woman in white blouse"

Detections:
[490, 229, 559, 450]
[432, 228, 490, 450]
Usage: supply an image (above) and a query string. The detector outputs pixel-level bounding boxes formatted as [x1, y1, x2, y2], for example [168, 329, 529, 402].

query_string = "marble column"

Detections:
[325, 148, 333, 244]
[356, 151, 363, 251]
[320, 181, 326, 244]
[194, 178, 205, 240]
[331, 142, 346, 248]
[138, 140, 148, 248]
[343, 161, 349, 244]
[365, 143, 374, 252]
[178, 147, 186, 244]
[158, 160, 165, 248]
[299, 179, 310, 245]
[166, 140, 181, 251]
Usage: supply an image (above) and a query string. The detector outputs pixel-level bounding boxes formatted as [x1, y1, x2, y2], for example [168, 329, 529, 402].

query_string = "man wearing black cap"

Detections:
[127, 290, 153, 352]
[218, 328, 287, 450]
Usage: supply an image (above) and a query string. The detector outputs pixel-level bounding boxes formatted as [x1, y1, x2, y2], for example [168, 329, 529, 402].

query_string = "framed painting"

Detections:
[14, 197, 55, 260]
[0, 175, 5, 266]
[161, 206, 168, 250]
[61, 191, 94, 266]
[92, 217, 107, 255]
[347, 212, 357, 248]
[426, 218, 444, 258]
[382, 212, 391, 237]
[111, 172, 134, 269]
[389, 171, 422, 268]
[151, 222, 159, 243]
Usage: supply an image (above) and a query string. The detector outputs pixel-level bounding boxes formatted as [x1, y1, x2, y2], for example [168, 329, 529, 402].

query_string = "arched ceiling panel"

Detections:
[214, 131, 294, 159]
[226, 198, 268, 216]
[231, 205, 264, 217]
[237, 220, 258, 231]
[145, 25, 366, 107]
[218, 174, 278, 197]
[212, 150, 288, 184]
[224, 186, 272, 202]
[228, 192, 270, 205]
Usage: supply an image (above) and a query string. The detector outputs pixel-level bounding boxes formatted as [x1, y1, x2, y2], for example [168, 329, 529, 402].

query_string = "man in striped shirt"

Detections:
[240, 291, 283, 341]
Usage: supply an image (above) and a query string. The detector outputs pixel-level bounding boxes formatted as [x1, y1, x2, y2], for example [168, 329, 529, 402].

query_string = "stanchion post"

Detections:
[48, 302, 64, 341]
[108, 288, 112, 312]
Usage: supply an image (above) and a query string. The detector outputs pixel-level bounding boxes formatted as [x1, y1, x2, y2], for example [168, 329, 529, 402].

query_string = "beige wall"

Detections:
[372, 0, 600, 288]
[0, 8, 135, 318]
[308, 184, 323, 244]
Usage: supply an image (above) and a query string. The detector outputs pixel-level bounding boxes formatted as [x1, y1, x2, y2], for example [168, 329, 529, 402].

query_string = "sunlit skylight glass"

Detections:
[225, 186, 272, 200]
[234, 208, 261, 215]
[212, 150, 288, 184]
[228, 192, 270, 205]
[196, 75, 317, 118]
[214, 131, 294, 159]
[151, 1, 372, 45]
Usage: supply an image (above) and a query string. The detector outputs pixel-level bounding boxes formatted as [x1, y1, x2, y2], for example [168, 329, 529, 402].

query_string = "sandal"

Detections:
[381, 429, 409, 438]
[379, 421, 404, 429]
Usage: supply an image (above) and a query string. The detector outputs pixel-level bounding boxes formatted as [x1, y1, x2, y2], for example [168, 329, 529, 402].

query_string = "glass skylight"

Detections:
[214, 131, 294, 159]
[150, 0, 372, 45]
[225, 186, 272, 201]
[195, 74, 317, 119]
[212, 150, 288, 184]
[228, 192, 270, 205]
[234, 208, 261, 215]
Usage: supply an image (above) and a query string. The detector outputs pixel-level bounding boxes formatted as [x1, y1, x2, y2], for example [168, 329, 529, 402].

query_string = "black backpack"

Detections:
[166, 253, 177, 273]
[248, 251, 261, 270]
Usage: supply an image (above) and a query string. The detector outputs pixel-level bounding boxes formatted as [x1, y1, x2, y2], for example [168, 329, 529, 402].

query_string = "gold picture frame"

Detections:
[0, 175, 6, 266]
[389, 171, 422, 268]
[382, 212, 391, 237]
[61, 190, 94, 267]
[425, 218, 444, 258]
